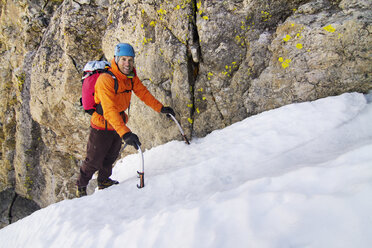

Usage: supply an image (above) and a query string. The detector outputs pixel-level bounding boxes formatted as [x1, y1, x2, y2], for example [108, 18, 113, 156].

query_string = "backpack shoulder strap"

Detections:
[130, 77, 134, 90]
[126, 76, 135, 116]
[125, 77, 134, 93]
[103, 70, 119, 94]
[124, 71, 135, 93]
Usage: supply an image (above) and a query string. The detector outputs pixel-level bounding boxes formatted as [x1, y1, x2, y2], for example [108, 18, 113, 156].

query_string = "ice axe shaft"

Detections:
[136, 143, 145, 188]
[169, 114, 190, 145]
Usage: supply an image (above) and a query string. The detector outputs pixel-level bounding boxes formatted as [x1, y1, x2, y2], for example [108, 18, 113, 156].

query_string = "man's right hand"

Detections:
[161, 106, 175, 117]
[123, 132, 141, 149]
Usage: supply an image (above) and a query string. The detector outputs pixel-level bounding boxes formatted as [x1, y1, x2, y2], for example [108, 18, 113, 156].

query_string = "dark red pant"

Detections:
[77, 127, 122, 187]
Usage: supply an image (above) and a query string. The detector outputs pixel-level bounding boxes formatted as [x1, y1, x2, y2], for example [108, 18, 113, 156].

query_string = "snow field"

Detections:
[0, 92, 371, 248]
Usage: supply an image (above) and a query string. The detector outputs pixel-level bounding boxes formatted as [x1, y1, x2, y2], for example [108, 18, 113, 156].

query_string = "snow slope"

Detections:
[1, 92, 371, 248]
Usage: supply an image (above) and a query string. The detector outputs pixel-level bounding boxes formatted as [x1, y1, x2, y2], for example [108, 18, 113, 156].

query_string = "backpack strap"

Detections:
[123, 72, 134, 93]
[104, 70, 118, 94]
[126, 77, 134, 115]
[130, 77, 134, 90]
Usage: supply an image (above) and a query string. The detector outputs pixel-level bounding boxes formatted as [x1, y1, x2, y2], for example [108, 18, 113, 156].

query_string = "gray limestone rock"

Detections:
[0, 188, 40, 229]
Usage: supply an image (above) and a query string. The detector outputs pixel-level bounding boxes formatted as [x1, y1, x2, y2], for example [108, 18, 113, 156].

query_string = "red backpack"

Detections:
[81, 61, 118, 115]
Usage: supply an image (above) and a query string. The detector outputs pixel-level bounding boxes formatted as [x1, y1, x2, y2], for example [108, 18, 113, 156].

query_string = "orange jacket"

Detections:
[91, 58, 163, 137]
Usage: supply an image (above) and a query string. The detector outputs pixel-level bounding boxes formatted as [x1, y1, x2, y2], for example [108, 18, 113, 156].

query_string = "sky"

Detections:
[0, 92, 371, 248]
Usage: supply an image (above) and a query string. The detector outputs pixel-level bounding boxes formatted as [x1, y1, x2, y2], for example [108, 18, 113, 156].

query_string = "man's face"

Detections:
[117, 56, 134, 75]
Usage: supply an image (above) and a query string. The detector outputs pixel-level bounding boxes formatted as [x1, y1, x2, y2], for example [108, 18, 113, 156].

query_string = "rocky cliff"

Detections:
[0, 0, 371, 227]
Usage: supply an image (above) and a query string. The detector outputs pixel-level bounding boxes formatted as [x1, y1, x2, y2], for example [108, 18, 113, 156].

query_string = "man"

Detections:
[76, 43, 175, 197]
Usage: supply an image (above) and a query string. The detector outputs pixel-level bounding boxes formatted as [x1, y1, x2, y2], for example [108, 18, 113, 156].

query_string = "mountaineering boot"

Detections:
[76, 186, 87, 198]
[98, 178, 119, 190]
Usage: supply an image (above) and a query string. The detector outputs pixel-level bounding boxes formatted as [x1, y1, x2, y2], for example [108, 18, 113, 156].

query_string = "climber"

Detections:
[76, 43, 175, 197]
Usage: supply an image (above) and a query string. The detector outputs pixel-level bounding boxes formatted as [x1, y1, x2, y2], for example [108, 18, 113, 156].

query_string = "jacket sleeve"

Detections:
[132, 77, 163, 112]
[95, 74, 131, 137]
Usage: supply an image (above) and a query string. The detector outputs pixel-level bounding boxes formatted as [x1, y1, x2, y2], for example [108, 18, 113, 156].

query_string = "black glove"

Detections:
[161, 106, 175, 117]
[123, 132, 141, 149]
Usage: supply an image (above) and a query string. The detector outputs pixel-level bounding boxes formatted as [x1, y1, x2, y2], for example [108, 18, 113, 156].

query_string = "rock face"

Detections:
[0, 0, 371, 227]
[0, 188, 40, 228]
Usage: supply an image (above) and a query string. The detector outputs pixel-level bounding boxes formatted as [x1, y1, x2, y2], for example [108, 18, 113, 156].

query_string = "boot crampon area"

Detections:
[97, 178, 119, 190]
[76, 178, 119, 198]
[76, 186, 87, 198]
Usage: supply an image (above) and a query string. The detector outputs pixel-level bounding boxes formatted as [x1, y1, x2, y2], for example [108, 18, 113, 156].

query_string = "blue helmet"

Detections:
[115, 43, 135, 57]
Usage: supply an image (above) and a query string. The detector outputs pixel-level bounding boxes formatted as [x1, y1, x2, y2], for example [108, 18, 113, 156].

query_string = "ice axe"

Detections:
[136, 142, 145, 188]
[119, 141, 145, 188]
[168, 114, 190, 145]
